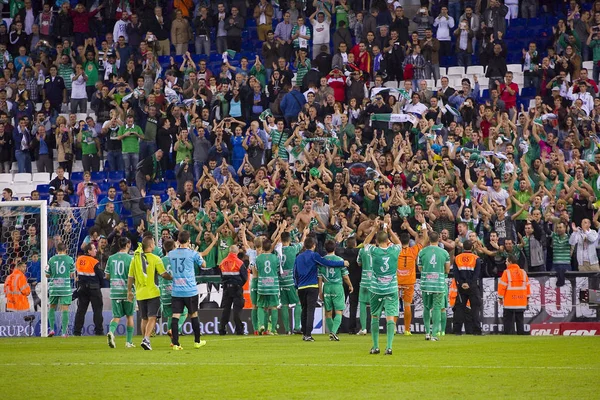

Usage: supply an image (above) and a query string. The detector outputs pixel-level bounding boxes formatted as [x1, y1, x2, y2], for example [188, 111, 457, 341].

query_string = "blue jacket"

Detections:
[280, 89, 306, 118]
[293, 250, 345, 289]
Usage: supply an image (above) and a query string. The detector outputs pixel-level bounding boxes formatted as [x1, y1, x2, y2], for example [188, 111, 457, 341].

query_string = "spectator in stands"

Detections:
[31, 124, 52, 173]
[421, 28, 440, 82]
[171, 9, 192, 56]
[13, 116, 32, 173]
[55, 116, 74, 174]
[147, 6, 171, 56]
[434, 6, 454, 59]
[76, 171, 101, 220]
[118, 115, 144, 183]
[254, 0, 274, 42]
[194, 6, 212, 56]
[98, 187, 121, 215]
[136, 149, 164, 197]
[119, 179, 145, 227]
[225, 6, 245, 53]
[482, 0, 508, 36]
[310, 10, 332, 57]
[570, 219, 600, 272]
[454, 20, 474, 68]
[78, 123, 101, 173]
[0, 123, 13, 173]
[95, 202, 121, 238]
[486, 44, 508, 90]
[49, 166, 74, 203]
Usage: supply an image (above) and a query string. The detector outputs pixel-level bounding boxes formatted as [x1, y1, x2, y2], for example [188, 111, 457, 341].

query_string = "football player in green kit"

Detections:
[105, 238, 135, 348]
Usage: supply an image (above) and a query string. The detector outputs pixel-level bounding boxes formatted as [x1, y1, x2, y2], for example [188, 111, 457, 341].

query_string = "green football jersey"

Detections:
[46, 254, 75, 297]
[159, 256, 174, 304]
[280, 243, 302, 287]
[318, 255, 348, 285]
[417, 246, 450, 293]
[367, 244, 401, 295]
[199, 239, 217, 269]
[106, 252, 133, 300]
[357, 247, 373, 288]
[256, 253, 280, 295]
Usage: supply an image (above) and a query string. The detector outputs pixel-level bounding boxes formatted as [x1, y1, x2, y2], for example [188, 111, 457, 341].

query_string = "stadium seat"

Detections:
[466, 65, 485, 76]
[507, 64, 522, 73]
[70, 172, 84, 182]
[447, 66, 465, 75]
[13, 183, 34, 197]
[36, 184, 50, 195]
[165, 170, 176, 180]
[13, 173, 31, 183]
[91, 171, 107, 182]
[481, 89, 490, 99]
[150, 182, 167, 191]
[98, 182, 111, 192]
[32, 172, 50, 184]
[108, 171, 125, 182]
[478, 77, 489, 88]
[583, 61, 593, 70]
[0, 173, 11, 184]
[383, 81, 398, 88]
[520, 87, 536, 98]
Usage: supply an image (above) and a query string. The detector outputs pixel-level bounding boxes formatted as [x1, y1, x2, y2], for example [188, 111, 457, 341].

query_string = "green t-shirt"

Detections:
[217, 235, 234, 265]
[106, 252, 133, 300]
[128, 249, 165, 300]
[175, 140, 193, 163]
[256, 253, 280, 295]
[280, 243, 302, 287]
[335, 5, 349, 28]
[319, 254, 348, 285]
[83, 60, 99, 87]
[417, 246, 450, 293]
[199, 239, 217, 269]
[159, 255, 173, 304]
[118, 124, 143, 153]
[357, 247, 373, 288]
[513, 191, 531, 220]
[80, 130, 98, 155]
[552, 232, 571, 264]
[46, 254, 75, 297]
[366, 244, 401, 295]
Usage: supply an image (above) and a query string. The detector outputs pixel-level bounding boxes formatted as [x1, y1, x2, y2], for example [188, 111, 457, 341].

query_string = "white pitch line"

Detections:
[0, 361, 598, 371]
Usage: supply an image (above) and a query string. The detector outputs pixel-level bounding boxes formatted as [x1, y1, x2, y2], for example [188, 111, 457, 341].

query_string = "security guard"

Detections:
[73, 243, 104, 336]
[452, 240, 483, 335]
[498, 254, 530, 335]
[218, 245, 248, 335]
[449, 277, 473, 333]
[4, 261, 31, 311]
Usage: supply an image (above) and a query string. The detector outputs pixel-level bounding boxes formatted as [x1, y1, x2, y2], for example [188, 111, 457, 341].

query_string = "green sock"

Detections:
[332, 313, 342, 334]
[441, 309, 447, 334]
[371, 318, 379, 349]
[423, 306, 431, 335]
[432, 307, 442, 337]
[326, 317, 333, 333]
[251, 308, 258, 332]
[109, 321, 118, 335]
[258, 308, 267, 330]
[48, 309, 55, 331]
[179, 308, 188, 332]
[359, 303, 367, 331]
[386, 320, 395, 350]
[270, 309, 278, 333]
[167, 317, 172, 330]
[293, 304, 302, 331]
[281, 307, 290, 332]
[61, 310, 68, 334]
[126, 326, 134, 343]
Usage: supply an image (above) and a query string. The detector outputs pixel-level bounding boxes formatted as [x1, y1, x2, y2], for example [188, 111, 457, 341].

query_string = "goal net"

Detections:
[0, 202, 88, 337]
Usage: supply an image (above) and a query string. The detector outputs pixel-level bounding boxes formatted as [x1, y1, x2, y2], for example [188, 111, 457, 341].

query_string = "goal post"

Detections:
[0, 201, 87, 338]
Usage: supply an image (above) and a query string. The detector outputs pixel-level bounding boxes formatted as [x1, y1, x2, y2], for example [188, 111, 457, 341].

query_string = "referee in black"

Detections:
[218, 245, 248, 335]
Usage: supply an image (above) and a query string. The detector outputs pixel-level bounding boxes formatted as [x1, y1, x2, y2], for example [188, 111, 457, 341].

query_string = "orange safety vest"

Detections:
[454, 252, 479, 272]
[397, 244, 421, 285]
[219, 253, 244, 276]
[498, 264, 530, 309]
[76, 255, 98, 277]
[174, 0, 194, 18]
[449, 278, 470, 308]
[4, 268, 30, 311]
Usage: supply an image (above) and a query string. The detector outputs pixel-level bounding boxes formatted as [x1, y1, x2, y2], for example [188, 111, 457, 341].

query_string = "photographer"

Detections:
[587, 28, 600, 82]
[75, 171, 101, 219]
[454, 20, 474, 68]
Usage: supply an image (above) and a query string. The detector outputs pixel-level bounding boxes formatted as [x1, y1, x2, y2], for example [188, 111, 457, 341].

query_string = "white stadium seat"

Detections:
[13, 173, 31, 183]
[467, 65, 485, 76]
[582, 61, 593, 70]
[0, 173, 11, 183]
[447, 66, 465, 75]
[383, 81, 398, 88]
[32, 172, 51, 184]
[507, 64, 522, 73]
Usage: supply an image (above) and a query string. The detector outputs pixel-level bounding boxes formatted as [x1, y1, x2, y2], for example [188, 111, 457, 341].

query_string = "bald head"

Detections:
[229, 245, 240, 254]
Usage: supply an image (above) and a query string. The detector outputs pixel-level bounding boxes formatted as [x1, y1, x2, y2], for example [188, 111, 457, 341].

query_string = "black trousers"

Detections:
[227, 36, 242, 52]
[503, 309, 525, 335]
[298, 287, 318, 337]
[219, 284, 245, 334]
[454, 285, 482, 334]
[73, 282, 104, 335]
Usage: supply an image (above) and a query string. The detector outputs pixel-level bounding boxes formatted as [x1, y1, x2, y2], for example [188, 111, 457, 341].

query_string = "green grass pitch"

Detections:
[0, 334, 598, 399]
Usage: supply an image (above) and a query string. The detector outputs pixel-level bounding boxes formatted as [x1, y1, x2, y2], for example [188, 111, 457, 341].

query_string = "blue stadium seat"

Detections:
[192, 54, 209, 63]
[36, 184, 50, 194]
[209, 53, 222, 62]
[98, 182, 110, 192]
[150, 182, 167, 191]
[527, 17, 544, 27]
[40, 194, 49, 203]
[165, 170, 176, 180]
[91, 171, 106, 182]
[86, 219, 96, 228]
[71, 171, 84, 182]
[521, 87, 536, 98]
[108, 171, 125, 182]
[97, 194, 106, 203]
[509, 18, 528, 28]
[481, 89, 490, 99]
[166, 180, 177, 190]
[160, 194, 169, 202]
[103, 159, 110, 171]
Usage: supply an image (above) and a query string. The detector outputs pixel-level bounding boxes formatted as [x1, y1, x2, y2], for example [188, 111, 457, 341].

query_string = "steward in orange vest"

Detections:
[498, 255, 530, 335]
[73, 243, 104, 336]
[218, 246, 248, 335]
[4, 262, 31, 311]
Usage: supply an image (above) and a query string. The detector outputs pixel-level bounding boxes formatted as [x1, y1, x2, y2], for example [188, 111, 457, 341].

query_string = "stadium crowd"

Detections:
[2, 0, 600, 343]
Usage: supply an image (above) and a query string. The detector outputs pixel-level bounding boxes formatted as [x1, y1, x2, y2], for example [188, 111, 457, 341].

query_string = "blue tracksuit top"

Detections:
[293, 250, 345, 289]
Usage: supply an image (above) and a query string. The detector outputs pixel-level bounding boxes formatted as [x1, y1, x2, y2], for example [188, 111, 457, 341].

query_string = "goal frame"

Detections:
[0, 200, 48, 337]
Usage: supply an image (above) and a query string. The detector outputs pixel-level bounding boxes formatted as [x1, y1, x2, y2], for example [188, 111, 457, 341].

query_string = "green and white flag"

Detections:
[398, 89, 410, 100]
[370, 113, 418, 126]
[445, 104, 460, 117]
[431, 124, 444, 131]
[222, 49, 237, 62]
[259, 109, 273, 121]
